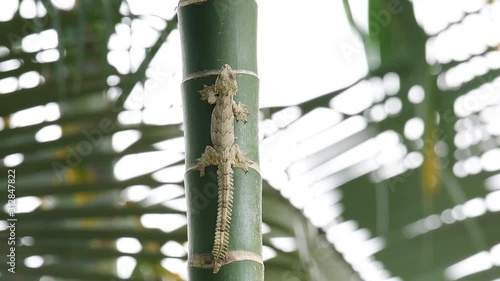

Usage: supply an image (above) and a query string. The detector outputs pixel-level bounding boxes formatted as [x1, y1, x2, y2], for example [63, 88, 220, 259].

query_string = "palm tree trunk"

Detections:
[178, 1, 262, 280]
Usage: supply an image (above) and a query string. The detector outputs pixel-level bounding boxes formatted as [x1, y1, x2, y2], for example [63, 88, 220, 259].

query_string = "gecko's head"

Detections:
[221, 64, 232, 73]
[217, 64, 238, 96]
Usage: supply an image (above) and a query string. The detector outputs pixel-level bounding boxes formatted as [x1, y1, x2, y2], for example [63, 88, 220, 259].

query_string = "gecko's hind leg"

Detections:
[193, 146, 219, 176]
[231, 144, 252, 173]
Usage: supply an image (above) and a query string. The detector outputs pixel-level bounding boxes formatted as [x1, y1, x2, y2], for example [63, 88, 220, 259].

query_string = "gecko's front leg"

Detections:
[232, 101, 249, 122]
[200, 85, 218, 104]
[193, 146, 219, 176]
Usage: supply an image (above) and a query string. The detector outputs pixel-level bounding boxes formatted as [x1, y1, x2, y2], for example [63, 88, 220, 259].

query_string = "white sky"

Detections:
[257, 0, 368, 107]
[112, 0, 369, 107]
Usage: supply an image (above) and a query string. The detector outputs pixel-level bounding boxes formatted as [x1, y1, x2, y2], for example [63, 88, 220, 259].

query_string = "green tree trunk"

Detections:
[178, 1, 263, 280]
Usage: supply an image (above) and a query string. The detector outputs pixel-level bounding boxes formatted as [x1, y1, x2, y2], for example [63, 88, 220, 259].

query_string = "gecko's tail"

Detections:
[213, 263, 222, 274]
[212, 163, 234, 273]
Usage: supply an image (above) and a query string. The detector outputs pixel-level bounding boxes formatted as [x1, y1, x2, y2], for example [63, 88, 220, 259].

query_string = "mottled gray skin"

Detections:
[193, 64, 251, 273]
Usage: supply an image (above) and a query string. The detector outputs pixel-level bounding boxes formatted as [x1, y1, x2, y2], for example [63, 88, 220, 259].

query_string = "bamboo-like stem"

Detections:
[178, 0, 262, 280]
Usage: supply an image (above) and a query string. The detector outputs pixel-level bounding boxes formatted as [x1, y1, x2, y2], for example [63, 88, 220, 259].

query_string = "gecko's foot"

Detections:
[193, 161, 207, 176]
[234, 102, 249, 122]
[193, 146, 218, 176]
[193, 157, 211, 176]
[231, 144, 252, 173]
[200, 85, 218, 104]
[240, 162, 251, 173]
[235, 155, 251, 173]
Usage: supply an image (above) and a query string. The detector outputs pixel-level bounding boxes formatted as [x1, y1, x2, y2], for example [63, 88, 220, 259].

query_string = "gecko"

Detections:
[192, 64, 253, 273]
